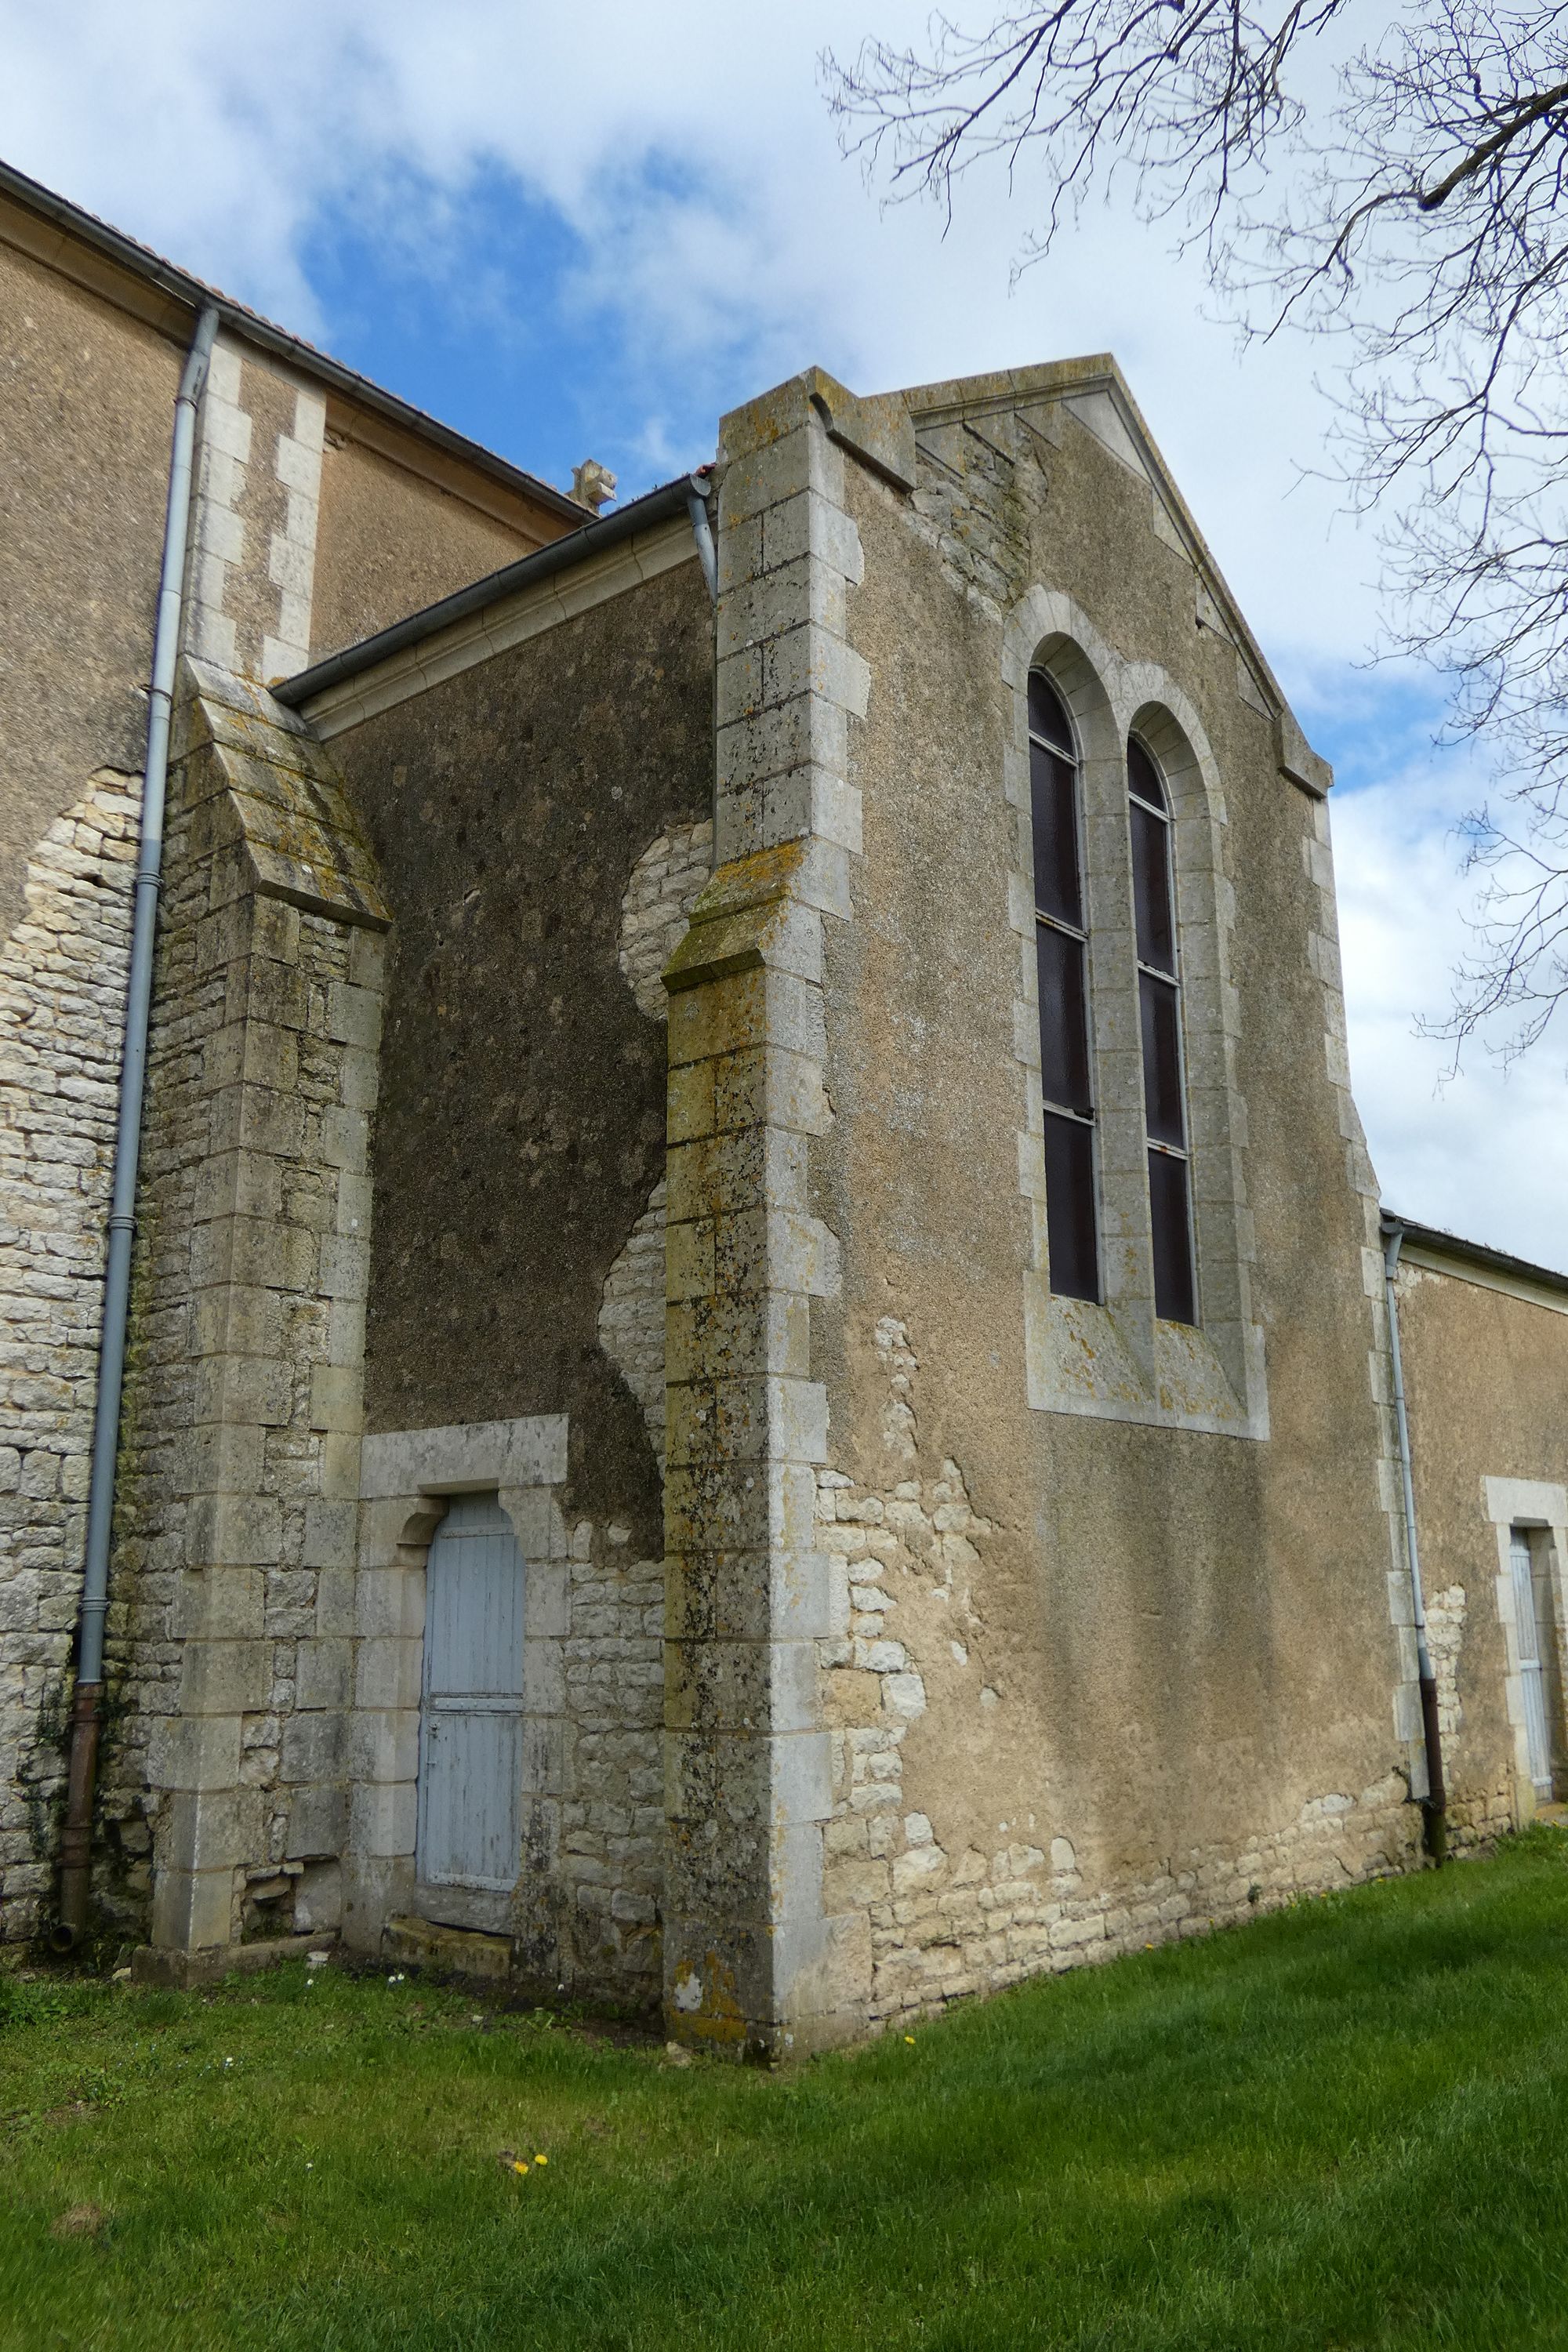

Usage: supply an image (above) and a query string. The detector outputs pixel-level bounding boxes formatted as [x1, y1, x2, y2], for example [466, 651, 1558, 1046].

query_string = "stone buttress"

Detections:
[661, 374, 910, 2052]
[108, 661, 389, 1958]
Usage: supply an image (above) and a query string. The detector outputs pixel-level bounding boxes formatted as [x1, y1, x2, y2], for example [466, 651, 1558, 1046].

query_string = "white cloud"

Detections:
[3, 0, 1560, 1262]
[1334, 759, 1568, 1272]
[0, 0, 1381, 659]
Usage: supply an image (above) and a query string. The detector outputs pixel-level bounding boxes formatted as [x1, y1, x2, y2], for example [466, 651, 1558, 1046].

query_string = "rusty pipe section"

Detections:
[53, 303, 219, 1954]
[1382, 1218, 1447, 1863]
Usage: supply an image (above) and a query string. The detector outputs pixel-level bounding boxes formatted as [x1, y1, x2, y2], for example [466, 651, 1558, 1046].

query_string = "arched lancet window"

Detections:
[1029, 670, 1098, 1301]
[1128, 736, 1196, 1324]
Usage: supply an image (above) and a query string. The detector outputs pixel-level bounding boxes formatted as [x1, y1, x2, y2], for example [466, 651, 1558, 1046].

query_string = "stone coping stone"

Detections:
[383, 1915, 513, 1981]
[130, 1933, 332, 1989]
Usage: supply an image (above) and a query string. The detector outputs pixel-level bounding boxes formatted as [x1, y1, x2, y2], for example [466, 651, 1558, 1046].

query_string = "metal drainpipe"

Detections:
[684, 473, 717, 606]
[1382, 1219, 1448, 1863]
[53, 304, 220, 1952]
[684, 472, 719, 866]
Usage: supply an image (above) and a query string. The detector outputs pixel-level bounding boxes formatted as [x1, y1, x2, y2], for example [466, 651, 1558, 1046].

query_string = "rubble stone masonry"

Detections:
[815, 1319, 1418, 2024]
[0, 775, 140, 1938]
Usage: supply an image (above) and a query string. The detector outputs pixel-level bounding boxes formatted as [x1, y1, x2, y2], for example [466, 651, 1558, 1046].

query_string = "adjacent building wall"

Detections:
[0, 241, 183, 1937]
[180, 336, 571, 688]
[1392, 1251, 1568, 1839]
[309, 426, 555, 661]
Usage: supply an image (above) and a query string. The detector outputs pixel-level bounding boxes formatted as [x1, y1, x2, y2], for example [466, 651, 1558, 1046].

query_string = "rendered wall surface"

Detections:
[309, 432, 556, 662]
[0, 241, 178, 942]
[1393, 1258, 1568, 1838]
[801, 382, 1422, 2025]
[325, 556, 713, 1995]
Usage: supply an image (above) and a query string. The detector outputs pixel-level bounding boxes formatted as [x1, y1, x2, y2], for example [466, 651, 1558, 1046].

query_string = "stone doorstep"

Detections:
[383, 1914, 513, 1982]
[130, 1932, 332, 1990]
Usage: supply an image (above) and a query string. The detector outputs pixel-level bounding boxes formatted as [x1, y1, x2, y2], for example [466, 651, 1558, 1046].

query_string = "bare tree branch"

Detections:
[824, 1, 1568, 1061]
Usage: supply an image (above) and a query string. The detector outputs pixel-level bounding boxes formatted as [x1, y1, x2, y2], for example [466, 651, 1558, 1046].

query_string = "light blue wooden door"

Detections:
[417, 1494, 526, 1890]
[1511, 1526, 1554, 1799]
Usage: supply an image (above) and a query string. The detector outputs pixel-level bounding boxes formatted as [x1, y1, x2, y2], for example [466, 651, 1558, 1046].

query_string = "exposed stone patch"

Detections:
[560, 1512, 664, 1994]
[0, 771, 139, 1940]
[597, 1179, 667, 1468]
[618, 821, 712, 1021]
[908, 412, 1033, 619]
[1427, 1583, 1467, 1744]
[817, 1313, 1420, 2030]
[817, 1316, 1014, 2019]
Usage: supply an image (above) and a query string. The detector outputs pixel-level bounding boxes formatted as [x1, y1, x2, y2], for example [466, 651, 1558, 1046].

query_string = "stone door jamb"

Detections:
[1483, 1474, 1568, 1822]
[343, 1415, 569, 1952]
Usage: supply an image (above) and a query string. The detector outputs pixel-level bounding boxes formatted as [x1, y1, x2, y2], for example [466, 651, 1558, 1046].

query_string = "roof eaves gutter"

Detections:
[0, 157, 586, 528]
[1383, 1210, 1568, 1301]
[274, 474, 708, 711]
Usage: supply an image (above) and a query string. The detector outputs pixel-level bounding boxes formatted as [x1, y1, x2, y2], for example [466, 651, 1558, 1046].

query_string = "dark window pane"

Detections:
[1045, 1112, 1099, 1301]
[1130, 797, 1174, 975]
[1128, 737, 1166, 811]
[1038, 925, 1091, 1115]
[1031, 740, 1082, 926]
[1029, 670, 1074, 753]
[1149, 1148, 1196, 1323]
[1139, 971, 1185, 1146]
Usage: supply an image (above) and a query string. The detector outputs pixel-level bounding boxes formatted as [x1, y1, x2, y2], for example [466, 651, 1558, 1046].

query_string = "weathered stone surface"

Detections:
[383, 1912, 511, 1979]
[662, 384, 866, 2056]
[619, 820, 713, 1022]
[0, 245, 585, 1948]
[93, 667, 389, 1955]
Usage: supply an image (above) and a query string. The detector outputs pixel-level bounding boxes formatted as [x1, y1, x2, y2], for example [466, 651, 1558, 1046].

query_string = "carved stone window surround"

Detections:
[1002, 586, 1268, 1438]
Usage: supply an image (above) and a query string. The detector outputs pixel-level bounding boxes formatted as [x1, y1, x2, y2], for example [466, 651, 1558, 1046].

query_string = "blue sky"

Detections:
[3, 0, 1561, 1265]
[297, 160, 714, 495]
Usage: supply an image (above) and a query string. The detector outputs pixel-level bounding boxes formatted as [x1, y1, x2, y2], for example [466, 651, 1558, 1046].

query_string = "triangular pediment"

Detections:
[887, 357, 1330, 795]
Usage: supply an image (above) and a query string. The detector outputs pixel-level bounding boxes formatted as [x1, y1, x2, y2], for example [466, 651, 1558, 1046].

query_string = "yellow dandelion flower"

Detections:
[534, 2154, 548, 2166]
[903, 2034, 916, 2045]
[511, 2161, 530, 2176]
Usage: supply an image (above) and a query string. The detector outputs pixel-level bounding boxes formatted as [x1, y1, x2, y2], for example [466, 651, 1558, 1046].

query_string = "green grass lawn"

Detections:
[5, 1833, 1568, 2350]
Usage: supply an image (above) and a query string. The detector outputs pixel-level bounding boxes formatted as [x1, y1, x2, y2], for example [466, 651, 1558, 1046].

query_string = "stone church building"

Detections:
[4, 158, 1567, 2053]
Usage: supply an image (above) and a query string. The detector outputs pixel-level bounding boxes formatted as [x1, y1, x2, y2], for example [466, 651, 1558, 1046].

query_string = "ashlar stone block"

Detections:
[296, 1637, 352, 1711]
[152, 1865, 236, 1954]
